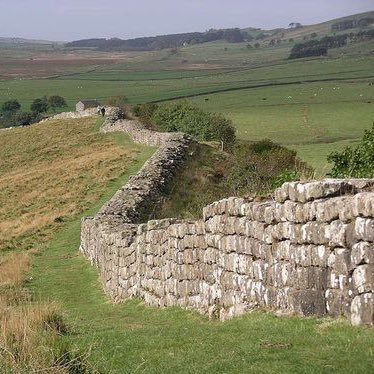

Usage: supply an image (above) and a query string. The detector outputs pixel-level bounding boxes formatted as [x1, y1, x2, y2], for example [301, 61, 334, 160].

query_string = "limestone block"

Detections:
[206, 234, 221, 248]
[239, 202, 253, 217]
[220, 271, 238, 290]
[234, 217, 247, 235]
[309, 267, 329, 290]
[204, 247, 218, 264]
[272, 240, 291, 261]
[351, 293, 374, 326]
[353, 264, 374, 294]
[333, 248, 352, 275]
[272, 222, 294, 241]
[291, 245, 312, 266]
[274, 203, 286, 222]
[289, 224, 303, 244]
[263, 225, 274, 244]
[274, 183, 289, 203]
[329, 221, 348, 248]
[252, 202, 273, 222]
[351, 242, 374, 265]
[352, 192, 374, 218]
[328, 269, 352, 291]
[315, 197, 349, 222]
[325, 289, 352, 317]
[283, 200, 302, 222]
[253, 260, 267, 281]
[183, 249, 197, 264]
[310, 245, 331, 267]
[290, 289, 326, 315]
[301, 222, 330, 245]
[354, 217, 374, 242]
[279, 263, 294, 287]
[294, 267, 309, 290]
[227, 197, 245, 216]
[195, 220, 205, 235]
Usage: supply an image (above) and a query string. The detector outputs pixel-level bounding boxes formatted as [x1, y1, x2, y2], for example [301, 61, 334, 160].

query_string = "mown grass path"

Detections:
[30, 143, 374, 374]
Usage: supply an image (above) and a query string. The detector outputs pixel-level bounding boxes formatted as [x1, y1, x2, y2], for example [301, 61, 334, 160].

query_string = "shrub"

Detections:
[327, 124, 374, 178]
[31, 97, 48, 114]
[48, 96, 67, 112]
[105, 95, 129, 111]
[152, 102, 236, 149]
[132, 103, 158, 126]
[1, 100, 21, 115]
[224, 140, 311, 195]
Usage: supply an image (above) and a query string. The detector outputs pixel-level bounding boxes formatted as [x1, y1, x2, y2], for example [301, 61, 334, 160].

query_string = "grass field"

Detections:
[1, 46, 373, 174]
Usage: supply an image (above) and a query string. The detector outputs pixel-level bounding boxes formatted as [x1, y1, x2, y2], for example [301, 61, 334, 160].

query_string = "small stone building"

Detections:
[76, 99, 101, 112]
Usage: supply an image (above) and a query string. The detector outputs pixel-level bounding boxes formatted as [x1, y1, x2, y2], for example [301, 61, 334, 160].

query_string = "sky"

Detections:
[0, 0, 373, 41]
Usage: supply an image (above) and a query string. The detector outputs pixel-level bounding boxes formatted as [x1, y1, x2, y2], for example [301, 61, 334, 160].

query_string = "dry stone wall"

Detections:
[80, 115, 374, 326]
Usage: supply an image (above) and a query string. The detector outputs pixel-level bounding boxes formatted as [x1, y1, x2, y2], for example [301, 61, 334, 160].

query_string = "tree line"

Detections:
[66, 28, 250, 51]
[0, 96, 67, 128]
[289, 29, 374, 59]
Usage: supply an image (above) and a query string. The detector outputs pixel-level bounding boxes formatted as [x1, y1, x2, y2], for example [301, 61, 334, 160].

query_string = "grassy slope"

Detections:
[0, 117, 154, 253]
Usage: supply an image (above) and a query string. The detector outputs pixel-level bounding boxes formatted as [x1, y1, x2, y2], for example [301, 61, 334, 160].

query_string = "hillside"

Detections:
[65, 11, 374, 51]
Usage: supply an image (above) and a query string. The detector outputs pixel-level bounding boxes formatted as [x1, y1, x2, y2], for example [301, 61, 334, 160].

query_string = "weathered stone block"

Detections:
[354, 217, 374, 242]
[325, 289, 352, 317]
[351, 242, 374, 265]
[351, 293, 374, 326]
[353, 264, 374, 294]
[352, 193, 374, 218]
[310, 245, 330, 267]
[290, 289, 326, 316]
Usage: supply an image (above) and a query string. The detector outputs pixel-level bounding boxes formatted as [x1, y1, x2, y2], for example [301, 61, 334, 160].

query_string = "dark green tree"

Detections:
[327, 124, 374, 178]
[31, 97, 48, 114]
[48, 96, 67, 112]
[1, 100, 21, 114]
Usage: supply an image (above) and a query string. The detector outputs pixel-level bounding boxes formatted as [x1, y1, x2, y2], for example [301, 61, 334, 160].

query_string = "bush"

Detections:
[327, 124, 374, 178]
[152, 102, 236, 149]
[105, 95, 129, 111]
[48, 96, 67, 112]
[1, 100, 21, 115]
[132, 103, 158, 125]
[225, 140, 307, 194]
[31, 97, 48, 114]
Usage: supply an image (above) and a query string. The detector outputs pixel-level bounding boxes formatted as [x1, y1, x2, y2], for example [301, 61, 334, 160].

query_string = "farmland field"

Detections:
[2, 43, 374, 175]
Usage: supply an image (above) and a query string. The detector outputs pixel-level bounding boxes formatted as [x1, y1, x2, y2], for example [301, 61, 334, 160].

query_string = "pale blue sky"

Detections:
[0, 0, 373, 41]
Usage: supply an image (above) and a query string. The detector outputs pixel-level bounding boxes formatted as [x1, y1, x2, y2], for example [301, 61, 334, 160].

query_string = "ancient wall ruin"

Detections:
[80, 116, 374, 326]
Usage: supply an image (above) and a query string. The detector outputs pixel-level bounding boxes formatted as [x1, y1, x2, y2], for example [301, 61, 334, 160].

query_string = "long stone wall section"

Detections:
[80, 117, 374, 326]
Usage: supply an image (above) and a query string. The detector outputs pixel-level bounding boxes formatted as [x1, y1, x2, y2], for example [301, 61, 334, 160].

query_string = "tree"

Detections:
[289, 22, 302, 29]
[254, 43, 260, 48]
[152, 102, 236, 149]
[1, 100, 21, 114]
[31, 97, 48, 114]
[48, 96, 67, 112]
[327, 124, 374, 178]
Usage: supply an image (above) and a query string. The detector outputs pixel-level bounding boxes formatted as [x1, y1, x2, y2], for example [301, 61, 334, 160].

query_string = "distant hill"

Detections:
[65, 11, 374, 52]
[65, 28, 248, 51]
[0, 37, 63, 45]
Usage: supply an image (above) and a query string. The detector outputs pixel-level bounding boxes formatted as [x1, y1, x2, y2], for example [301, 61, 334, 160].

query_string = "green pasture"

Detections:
[189, 81, 374, 175]
[1, 43, 373, 175]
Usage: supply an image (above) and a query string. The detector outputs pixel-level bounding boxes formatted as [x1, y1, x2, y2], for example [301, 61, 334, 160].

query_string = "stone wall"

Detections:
[80, 115, 374, 326]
